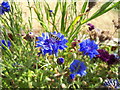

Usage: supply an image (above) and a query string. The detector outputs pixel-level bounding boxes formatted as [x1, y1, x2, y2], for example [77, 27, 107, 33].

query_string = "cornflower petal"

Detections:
[0, 1, 10, 15]
[79, 39, 99, 59]
[36, 32, 67, 56]
[0, 40, 11, 50]
[69, 60, 87, 79]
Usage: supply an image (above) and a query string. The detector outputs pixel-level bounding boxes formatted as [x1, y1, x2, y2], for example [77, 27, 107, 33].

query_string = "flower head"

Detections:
[103, 79, 120, 89]
[71, 42, 77, 47]
[0, 1, 10, 15]
[79, 39, 99, 59]
[57, 57, 64, 65]
[71, 39, 80, 48]
[87, 23, 95, 31]
[36, 31, 68, 56]
[69, 60, 87, 79]
[23, 32, 35, 41]
[0, 40, 11, 50]
[97, 49, 110, 62]
[97, 49, 119, 65]
[107, 54, 119, 65]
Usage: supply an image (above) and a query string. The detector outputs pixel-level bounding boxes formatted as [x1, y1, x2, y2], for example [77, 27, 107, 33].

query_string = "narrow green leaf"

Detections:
[81, 0, 119, 25]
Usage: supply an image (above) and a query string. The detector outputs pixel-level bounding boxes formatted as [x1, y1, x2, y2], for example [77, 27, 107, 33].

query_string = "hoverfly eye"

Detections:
[53, 36, 55, 38]
[51, 35, 54, 38]
[54, 36, 57, 39]
[49, 33, 52, 38]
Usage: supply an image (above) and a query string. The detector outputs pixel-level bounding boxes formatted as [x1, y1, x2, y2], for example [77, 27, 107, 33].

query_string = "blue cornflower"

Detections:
[0, 1, 10, 15]
[69, 60, 87, 79]
[36, 31, 68, 56]
[103, 79, 120, 89]
[57, 57, 64, 65]
[0, 40, 11, 50]
[79, 39, 99, 59]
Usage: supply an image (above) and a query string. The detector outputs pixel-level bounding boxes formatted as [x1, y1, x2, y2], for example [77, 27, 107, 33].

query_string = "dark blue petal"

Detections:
[0, 6, 4, 15]
[63, 45, 67, 48]
[1, 40, 6, 46]
[78, 39, 99, 59]
[7, 40, 11, 48]
[1, 1, 10, 12]
[42, 33, 45, 37]
[36, 32, 67, 56]
[37, 37, 43, 41]
[60, 35, 64, 40]
[59, 45, 65, 50]
[69, 74, 75, 79]
[69, 60, 79, 73]
[53, 31, 57, 34]
[62, 39, 68, 44]
[69, 60, 87, 77]
[80, 62, 87, 70]
[88, 40, 94, 46]
[35, 44, 43, 48]
[93, 50, 99, 55]
[0, 40, 11, 50]
[93, 44, 98, 49]
[79, 71, 87, 76]
[56, 32, 61, 37]
[49, 10, 53, 12]
[79, 42, 86, 47]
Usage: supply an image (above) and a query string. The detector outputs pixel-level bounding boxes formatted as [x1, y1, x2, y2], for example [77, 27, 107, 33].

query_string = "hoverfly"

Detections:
[49, 33, 61, 41]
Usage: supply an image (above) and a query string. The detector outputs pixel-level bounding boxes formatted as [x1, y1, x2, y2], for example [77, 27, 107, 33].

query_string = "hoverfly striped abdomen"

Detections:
[49, 33, 60, 41]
